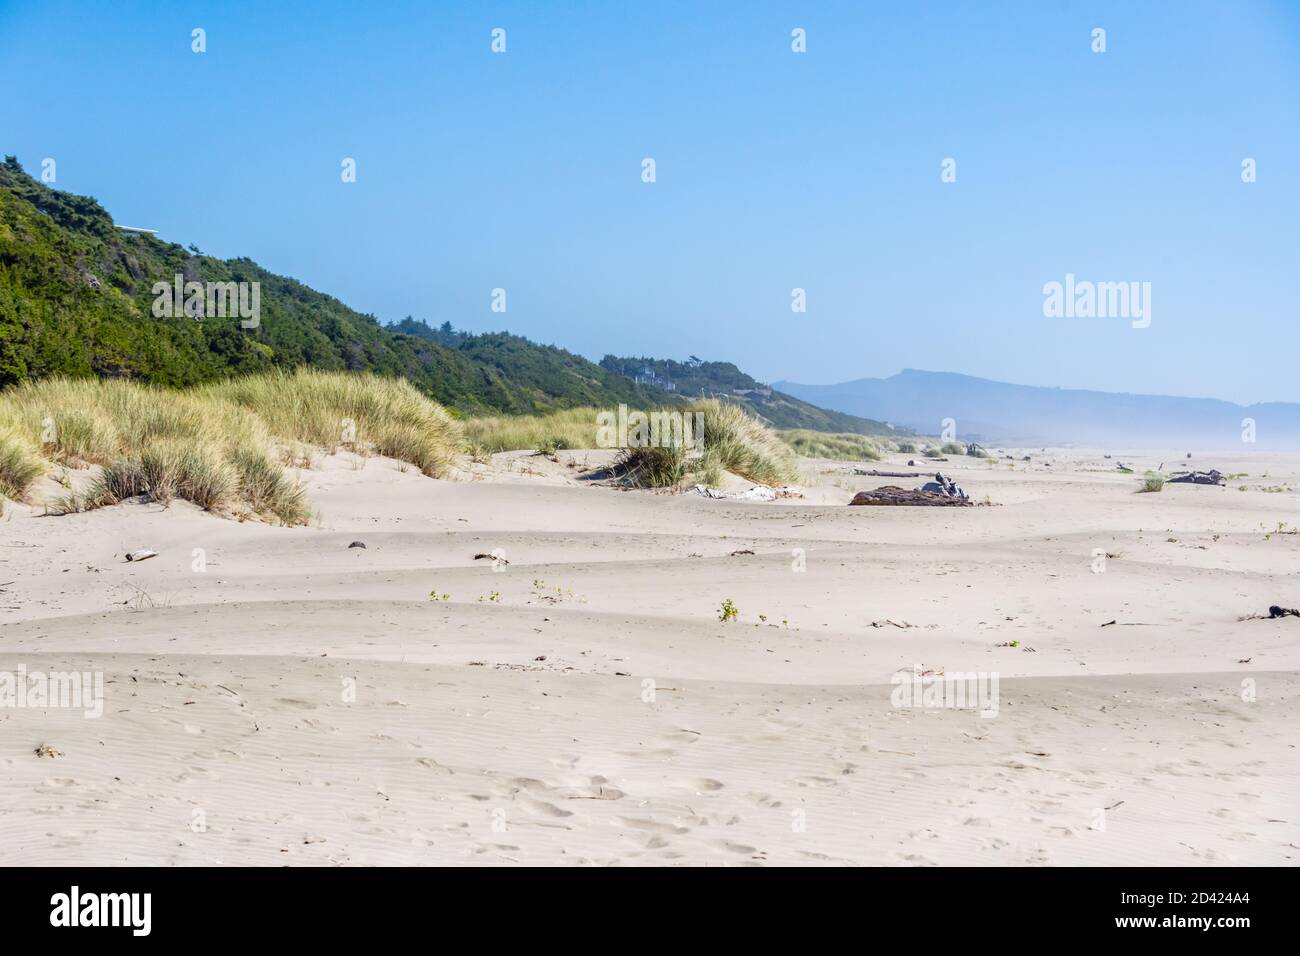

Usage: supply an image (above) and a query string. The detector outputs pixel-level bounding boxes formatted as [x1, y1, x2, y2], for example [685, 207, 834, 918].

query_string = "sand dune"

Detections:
[2, 449, 1297, 865]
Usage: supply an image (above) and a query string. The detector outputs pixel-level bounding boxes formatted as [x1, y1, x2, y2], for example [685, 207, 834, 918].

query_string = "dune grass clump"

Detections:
[93, 440, 236, 511]
[611, 445, 689, 488]
[779, 429, 881, 461]
[461, 407, 601, 456]
[0, 378, 308, 522]
[609, 400, 798, 490]
[692, 399, 799, 487]
[1140, 470, 1166, 493]
[203, 369, 462, 478]
[608, 400, 793, 490]
[462, 401, 796, 487]
[0, 423, 45, 500]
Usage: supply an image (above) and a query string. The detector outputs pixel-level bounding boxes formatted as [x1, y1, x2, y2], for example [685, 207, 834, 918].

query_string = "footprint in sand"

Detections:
[516, 795, 574, 819]
[410, 830, 437, 847]
[615, 816, 689, 836]
[629, 833, 671, 850]
[567, 781, 625, 801]
[709, 839, 758, 855]
[655, 730, 702, 746]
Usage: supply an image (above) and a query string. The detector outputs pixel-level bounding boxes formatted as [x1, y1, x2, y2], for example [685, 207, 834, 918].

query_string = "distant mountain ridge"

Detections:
[775, 369, 1300, 449]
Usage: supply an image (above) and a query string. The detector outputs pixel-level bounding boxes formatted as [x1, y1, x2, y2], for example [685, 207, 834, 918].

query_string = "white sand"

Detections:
[1, 448, 1297, 865]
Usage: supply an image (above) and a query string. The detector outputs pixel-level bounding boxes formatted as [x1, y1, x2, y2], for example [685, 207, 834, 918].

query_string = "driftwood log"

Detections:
[849, 485, 975, 507]
[853, 469, 925, 477]
[1168, 470, 1225, 486]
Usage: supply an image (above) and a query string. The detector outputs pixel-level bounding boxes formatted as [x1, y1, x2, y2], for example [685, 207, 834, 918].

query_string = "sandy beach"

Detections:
[1, 448, 1296, 866]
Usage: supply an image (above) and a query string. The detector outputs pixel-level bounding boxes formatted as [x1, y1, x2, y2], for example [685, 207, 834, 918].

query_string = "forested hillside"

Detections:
[2, 156, 889, 430]
[0, 157, 670, 415]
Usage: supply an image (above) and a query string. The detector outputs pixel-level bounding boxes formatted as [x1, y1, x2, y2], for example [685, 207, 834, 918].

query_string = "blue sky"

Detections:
[3, 0, 1298, 404]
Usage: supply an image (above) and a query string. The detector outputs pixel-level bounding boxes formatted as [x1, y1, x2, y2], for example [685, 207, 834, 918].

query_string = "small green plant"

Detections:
[719, 598, 738, 622]
[530, 578, 578, 604]
[478, 591, 502, 603]
[535, 435, 564, 458]
[429, 590, 450, 601]
[1140, 470, 1165, 493]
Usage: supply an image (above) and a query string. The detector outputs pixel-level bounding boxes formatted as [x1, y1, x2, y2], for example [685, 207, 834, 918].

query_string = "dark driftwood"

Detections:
[1168, 470, 1225, 486]
[849, 485, 975, 507]
[853, 469, 925, 477]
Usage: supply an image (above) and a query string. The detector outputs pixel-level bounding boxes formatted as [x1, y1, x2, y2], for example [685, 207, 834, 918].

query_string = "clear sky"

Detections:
[3, 0, 1298, 404]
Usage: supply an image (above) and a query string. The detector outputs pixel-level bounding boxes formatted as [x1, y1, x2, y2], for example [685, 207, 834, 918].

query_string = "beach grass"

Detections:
[1, 374, 797, 515]
[0, 370, 464, 521]
[462, 407, 600, 457]
[1140, 470, 1166, 493]
[202, 368, 462, 479]
[467, 400, 798, 487]
[0, 377, 309, 522]
[779, 429, 881, 461]
[692, 399, 799, 486]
